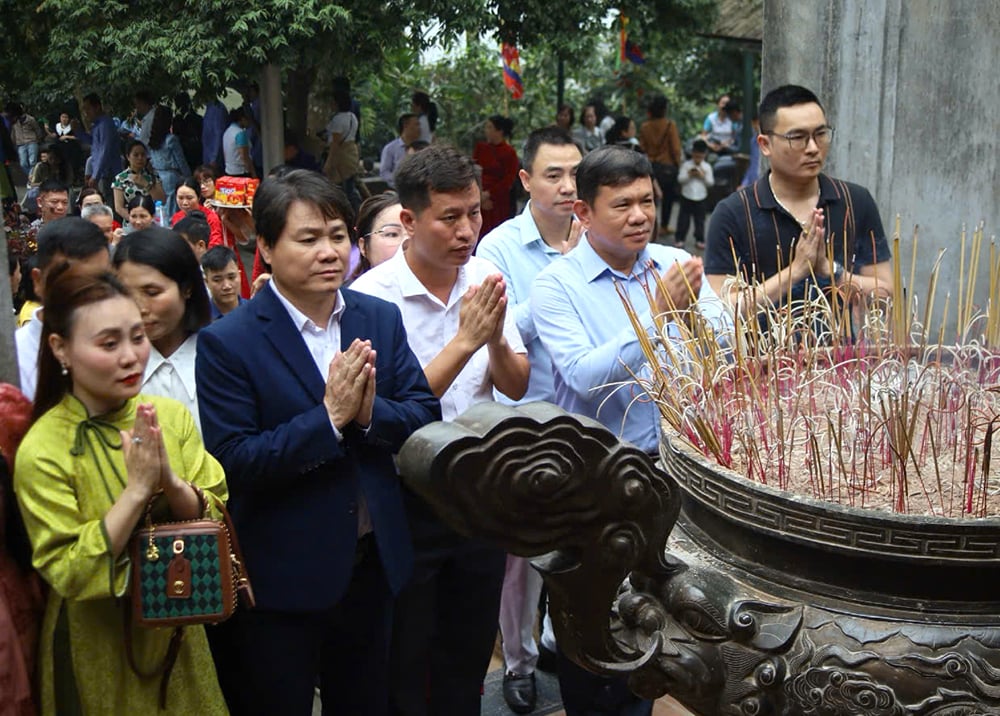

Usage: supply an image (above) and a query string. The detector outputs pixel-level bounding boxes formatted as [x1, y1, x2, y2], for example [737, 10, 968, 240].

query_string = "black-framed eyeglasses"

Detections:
[765, 127, 835, 151]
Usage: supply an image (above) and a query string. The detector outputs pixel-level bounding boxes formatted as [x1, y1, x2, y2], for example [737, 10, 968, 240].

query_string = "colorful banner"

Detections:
[501, 43, 524, 100]
[619, 13, 645, 66]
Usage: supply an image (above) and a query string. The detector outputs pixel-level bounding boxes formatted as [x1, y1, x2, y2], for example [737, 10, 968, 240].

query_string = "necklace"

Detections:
[768, 174, 814, 227]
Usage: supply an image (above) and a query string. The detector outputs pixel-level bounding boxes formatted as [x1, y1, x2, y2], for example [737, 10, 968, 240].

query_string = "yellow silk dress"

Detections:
[14, 393, 229, 715]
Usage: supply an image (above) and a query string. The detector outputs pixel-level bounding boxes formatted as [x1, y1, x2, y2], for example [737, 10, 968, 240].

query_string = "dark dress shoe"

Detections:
[503, 671, 537, 714]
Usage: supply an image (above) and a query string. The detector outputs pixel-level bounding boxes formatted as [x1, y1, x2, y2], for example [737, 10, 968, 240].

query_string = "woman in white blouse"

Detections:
[112, 227, 211, 434]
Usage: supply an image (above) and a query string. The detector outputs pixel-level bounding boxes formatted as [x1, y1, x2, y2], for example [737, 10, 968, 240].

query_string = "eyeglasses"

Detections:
[363, 224, 405, 241]
[765, 127, 835, 151]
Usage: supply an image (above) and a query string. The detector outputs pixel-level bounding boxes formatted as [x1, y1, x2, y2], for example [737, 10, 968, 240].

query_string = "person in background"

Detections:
[197, 169, 440, 716]
[173, 215, 211, 260]
[148, 105, 191, 218]
[605, 116, 640, 148]
[410, 91, 437, 144]
[81, 202, 124, 247]
[194, 164, 218, 203]
[7, 102, 45, 180]
[351, 145, 529, 716]
[554, 104, 574, 133]
[32, 179, 71, 228]
[201, 245, 246, 318]
[473, 115, 519, 237]
[476, 126, 583, 714]
[322, 86, 361, 210]
[350, 192, 405, 281]
[222, 108, 255, 179]
[172, 92, 203, 172]
[675, 139, 715, 250]
[125, 194, 157, 233]
[15, 257, 39, 328]
[113, 227, 212, 433]
[573, 103, 603, 154]
[201, 94, 228, 171]
[283, 130, 322, 173]
[171, 177, 224, 246]
[112, 140, 165, 226]
[739, 112, 762, 189]
[379, 114, 421, 189]
[638, 94, 682, 240]
[133, 89, 158, 147]
[14, 265, 228, 714]
[76, 93, 123, 202]
[0, 383, 42, 716]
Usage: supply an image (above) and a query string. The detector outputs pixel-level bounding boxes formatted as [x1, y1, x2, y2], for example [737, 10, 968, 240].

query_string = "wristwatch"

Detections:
[832, 261, 845, 285]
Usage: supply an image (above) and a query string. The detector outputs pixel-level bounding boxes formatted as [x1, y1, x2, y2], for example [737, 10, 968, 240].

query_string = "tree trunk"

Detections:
[286, 64, 317, 145]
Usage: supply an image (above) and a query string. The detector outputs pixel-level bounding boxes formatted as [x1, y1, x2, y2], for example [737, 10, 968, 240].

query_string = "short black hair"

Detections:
[82, 93, 102, 107]
[487, 115, 514, 139]
[201, 245, 238, 272]
[173, 216, 210, 246]
[228, 106, 247, 124]
[395, 145, 480, 214]
[522, 127, 580, 174]
[112, 227, 211, 333]
[252, 169, 354, 249]
[38, 179, 69, 197]
[692, 139, 709, 154]
[397, 113, 418, 134]
[647, 94, 668, 119]
[35, 217, 109, 273]
[758, 85, 824, 133]
[575, 145, 653, 205]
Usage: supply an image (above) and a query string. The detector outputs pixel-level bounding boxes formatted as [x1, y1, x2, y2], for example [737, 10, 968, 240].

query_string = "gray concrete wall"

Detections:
[763, 0, 999, 336]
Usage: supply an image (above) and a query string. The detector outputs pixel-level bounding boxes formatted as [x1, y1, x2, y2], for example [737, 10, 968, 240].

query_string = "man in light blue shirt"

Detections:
[476, 126, 582, 714]
[533, 145, 728, 460]
[531, 143, 728, 715]
[478, 126, 582, 406]
[378, 113, 420, 188]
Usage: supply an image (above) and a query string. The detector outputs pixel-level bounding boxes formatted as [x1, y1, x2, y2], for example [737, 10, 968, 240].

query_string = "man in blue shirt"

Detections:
[378, 113, 421, 188]
[476, 126, 581, 714]
[78, 93, 122, 203]
[201, 96, 228, 170]
[531, 144, 729, 715]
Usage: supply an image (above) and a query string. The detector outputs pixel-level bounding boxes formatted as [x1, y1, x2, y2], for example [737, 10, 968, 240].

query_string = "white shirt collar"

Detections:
[269, 280, 345, 332]
[143, 333, 199, 402]
[390, 247, 468, 309]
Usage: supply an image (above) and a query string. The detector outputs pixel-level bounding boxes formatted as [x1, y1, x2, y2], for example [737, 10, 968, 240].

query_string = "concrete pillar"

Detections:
[763, 0, 1000, 335]
[259, 64, 284, 176]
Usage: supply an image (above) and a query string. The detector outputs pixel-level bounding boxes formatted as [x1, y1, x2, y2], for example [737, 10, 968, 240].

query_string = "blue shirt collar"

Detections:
[577, 234, 661, 283]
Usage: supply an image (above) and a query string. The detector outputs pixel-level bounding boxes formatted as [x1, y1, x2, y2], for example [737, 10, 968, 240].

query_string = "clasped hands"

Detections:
[457, 273, 508, 353]
[324, 339, 376, 431]
[790, 209, 834, 283]
[120, 403, 184, 501]
[654, 256, 704, 321]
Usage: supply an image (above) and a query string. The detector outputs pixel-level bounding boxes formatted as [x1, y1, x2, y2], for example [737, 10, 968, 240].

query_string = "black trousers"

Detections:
[676, 197, 708, 245]
[556, 647, 653, 716]
[651, 162, 678, 229]
[209, 537, 392, 716]
[388, 539, 506, 716]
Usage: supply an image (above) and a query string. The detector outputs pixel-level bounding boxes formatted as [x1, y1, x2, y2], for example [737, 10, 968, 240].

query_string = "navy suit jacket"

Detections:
[196, 286, 441, 612]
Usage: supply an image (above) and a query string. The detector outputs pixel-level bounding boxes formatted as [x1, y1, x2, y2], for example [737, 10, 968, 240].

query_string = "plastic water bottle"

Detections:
[155, 200, 166, 227]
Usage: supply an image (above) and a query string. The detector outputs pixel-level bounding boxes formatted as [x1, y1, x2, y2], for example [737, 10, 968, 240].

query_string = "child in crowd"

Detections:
[676, 139, 714, 250]
[201, 245, 245, 319]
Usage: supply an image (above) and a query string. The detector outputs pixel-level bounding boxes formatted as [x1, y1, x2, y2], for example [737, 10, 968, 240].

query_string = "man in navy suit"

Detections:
[196, 169, 441, 716]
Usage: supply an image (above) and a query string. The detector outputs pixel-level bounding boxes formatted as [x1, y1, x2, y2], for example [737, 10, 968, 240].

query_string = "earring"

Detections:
[60, 363, 69, 376]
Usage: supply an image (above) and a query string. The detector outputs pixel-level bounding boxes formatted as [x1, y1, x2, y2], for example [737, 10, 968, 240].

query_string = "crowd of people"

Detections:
[1, 83, 893, 716]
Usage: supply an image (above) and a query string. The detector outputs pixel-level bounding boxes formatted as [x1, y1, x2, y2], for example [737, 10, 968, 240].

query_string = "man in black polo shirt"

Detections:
[704, 85, 893, 317]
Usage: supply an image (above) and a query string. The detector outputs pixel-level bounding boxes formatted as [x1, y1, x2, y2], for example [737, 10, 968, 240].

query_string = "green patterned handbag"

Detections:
[129, 488, 254, 627]
[126, 488, 255, 707]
